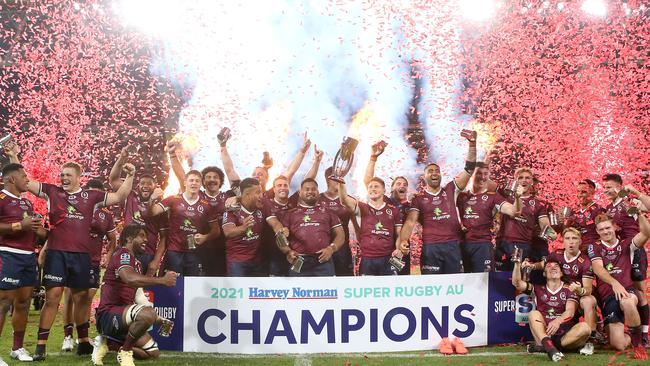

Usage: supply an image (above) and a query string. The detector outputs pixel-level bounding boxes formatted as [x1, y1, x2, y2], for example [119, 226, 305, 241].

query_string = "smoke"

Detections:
[114, 0, 470, 195]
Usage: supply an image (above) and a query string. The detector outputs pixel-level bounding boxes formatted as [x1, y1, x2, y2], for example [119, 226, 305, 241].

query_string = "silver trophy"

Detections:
[503, 179, 518, 197]
[186, 234, 197, 250]
[617, 188, 630, 198]
[329, 137, 359, 183]
[539, 225, 557, 241]
[389, 255, 406, 272]
[290, 255, 304, 273]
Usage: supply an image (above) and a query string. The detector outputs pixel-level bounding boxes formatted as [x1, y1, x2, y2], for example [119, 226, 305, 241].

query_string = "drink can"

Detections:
[158, 319, 174, 337]
[187, 234, 196, 250]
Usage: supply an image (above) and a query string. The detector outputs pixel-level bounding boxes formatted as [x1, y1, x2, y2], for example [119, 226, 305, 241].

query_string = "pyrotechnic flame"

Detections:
[348, 102, 388, 199]
[470, 119, 500, 161]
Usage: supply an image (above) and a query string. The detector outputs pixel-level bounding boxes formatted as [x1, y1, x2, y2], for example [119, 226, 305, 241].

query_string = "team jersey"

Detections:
[158, 194, 217, 252]
[38, 183, 107, 253]
[532, 283, 579, 325]
[457, 190, 507, 243]
[222, 206, 265, 263]
[547, 250, 594, 283]
[356, 201, 403, 258]
[89, 207, 116, 266]
[319, 193, 352, 245]
[499, 196, 548, 244]
[281, 204, 342, 254]
[588, 237, 638, 300]
[0, 190, 37, 253]
[567, 202, 604, 247]
[605, 199, 639, 240]
[97, 247, 141, 314]
[384, 194, 411, 219]
[409, 181, 462, 244]
[123, 191, 168, 255]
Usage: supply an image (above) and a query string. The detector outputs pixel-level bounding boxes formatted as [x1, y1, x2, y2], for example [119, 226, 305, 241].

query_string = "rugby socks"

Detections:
[76, 322, 89, 340]
[639, 304, 649, 333]
[630, 325, 642, 347]
[63, 323, 74, 338]
[12, 330, 25, 351]
[122, 331, 137, 352]
[37, 327, 50, 342]
[541, 337, 555, 353]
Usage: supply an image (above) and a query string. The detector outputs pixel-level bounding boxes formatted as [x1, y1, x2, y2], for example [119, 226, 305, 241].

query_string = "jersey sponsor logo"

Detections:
[66, 205, 84, 220]
[43, 274, 63, 282]
[120, 252, 131, 265]
[1, 277, 19, 285]
[303, 215, 311, 223]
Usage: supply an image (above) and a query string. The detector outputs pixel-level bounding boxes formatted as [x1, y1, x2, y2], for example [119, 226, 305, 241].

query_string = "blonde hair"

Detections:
[61, 162, 83, 176]
[514, 167, 535, 179]
[562, 227, 582, 238]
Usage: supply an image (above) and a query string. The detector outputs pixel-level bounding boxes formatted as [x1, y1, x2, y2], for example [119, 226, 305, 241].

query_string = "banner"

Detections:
[182, 274, 489, 354]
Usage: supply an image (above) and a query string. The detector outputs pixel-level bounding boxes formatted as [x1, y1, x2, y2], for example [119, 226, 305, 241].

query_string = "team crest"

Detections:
[482, 195, 488, 201]
[81, 191, 89, 199]
[386, 208, 392, 216]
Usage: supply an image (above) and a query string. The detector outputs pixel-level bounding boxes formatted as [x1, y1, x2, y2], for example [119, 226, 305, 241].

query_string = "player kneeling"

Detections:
[512, 258, 591, 362]
[93, 225, 177, 366]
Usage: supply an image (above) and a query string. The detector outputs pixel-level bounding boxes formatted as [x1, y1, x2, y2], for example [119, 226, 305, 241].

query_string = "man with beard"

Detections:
[457, 162, 521, 273]
[399, 130, 477, 275]
[60, 179, 117, 352]
[0, 163, 47, 363]
[148, 170, 221, 276]
[279, 179, 345, 276]
[601, 173, 650, 346]
[495, 168, 556, 272]
[561, 180, 604, 251]
[92, 225, 177, 366]
[110, 148, 168, 276]
[338, 177, 403, 275]
[222, 178, 266, 276]
[512, 258, 592, 362]
[167, 141, 236, 276]
[588, 213, 650, 359]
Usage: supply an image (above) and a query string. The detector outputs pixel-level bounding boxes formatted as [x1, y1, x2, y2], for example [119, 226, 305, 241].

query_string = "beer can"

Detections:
[389, 255, 405, 272]
[290, 256, 304, 273]
[186, 234, 197, 250]
[158, 319, 174, 337]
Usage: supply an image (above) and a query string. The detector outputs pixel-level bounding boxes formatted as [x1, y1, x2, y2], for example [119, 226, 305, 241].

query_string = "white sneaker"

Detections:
[10, 347, 34, 361]
[61, 335, 74, 352]
[117, 349, 135, 366]
[92, 336, 108, 366]
[579, 342, 594, 355]
[0, 355, 9, 366]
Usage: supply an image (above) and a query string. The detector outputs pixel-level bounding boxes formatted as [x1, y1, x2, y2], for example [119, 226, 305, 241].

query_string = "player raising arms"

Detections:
[399, 129, 477, 274]
[338, 176, 403, 275]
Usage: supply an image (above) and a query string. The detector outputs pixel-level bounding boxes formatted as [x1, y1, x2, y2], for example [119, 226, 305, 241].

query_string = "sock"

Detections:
[122, 331, 136, 352]
[12, 330, 25, 351]
[541, 336, 556, 353]
[639, 304, 649, 332]
[630, 325, 642, 347]
[37, 328, 50, 342]
[35, 343, 46, 355]
[76, 322, 89, 340]
[63, 323, 73, 338]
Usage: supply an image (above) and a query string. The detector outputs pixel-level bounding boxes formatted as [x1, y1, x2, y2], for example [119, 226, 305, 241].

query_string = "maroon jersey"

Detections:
[89, 207, 116, 266]
[547, 250, 594, 283]
[97, 247, 141, 314]
[384, 195, 411, 219]
[38, 183, 107, 253]
[605, 200, 639, 240]
[458, 191, 507, 243]
[568, 202, 604, 247]
[201, 190, 236, 226]
[123, 191, 168, 255]
[532, 283, 579, 325]
[588, 237, 638, 300]
[158, 194, 217, 252]
[222, 206, 265, 263]
[319, 193, 352, 245]
[357, 201, 403, 258]
[0, 190, 37, 252]
[499, 196, 547, 244]
[262, 196, 292, 249]
[281, 204, 342, 254]
[409, 182, 462, 244]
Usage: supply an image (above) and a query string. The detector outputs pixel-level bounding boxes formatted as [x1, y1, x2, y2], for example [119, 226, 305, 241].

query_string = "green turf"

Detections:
[0, 309, 643, 365]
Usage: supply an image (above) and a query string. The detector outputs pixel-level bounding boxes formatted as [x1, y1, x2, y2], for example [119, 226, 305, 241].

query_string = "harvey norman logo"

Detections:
[249, 287, 338, 300]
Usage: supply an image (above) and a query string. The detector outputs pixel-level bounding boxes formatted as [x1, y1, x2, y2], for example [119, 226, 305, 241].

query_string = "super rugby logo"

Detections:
[120, 252, 131, 265]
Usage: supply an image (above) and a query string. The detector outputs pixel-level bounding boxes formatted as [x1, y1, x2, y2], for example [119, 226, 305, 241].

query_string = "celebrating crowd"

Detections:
[0, 127, 648, 365]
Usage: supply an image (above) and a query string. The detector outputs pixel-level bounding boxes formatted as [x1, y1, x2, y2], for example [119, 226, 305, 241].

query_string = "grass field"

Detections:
[0, 310, 645, 365]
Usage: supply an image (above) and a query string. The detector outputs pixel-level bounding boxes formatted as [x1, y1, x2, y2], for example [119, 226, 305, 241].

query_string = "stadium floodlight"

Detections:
[581, 0, 607, 17]
[460, 0, 497, 21]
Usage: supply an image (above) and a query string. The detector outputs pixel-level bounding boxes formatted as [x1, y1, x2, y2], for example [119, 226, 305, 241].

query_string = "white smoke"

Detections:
[114, 0, 470, 195]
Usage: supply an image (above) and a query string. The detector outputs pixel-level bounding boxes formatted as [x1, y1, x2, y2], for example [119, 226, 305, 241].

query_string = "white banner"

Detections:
[183, 273, 489, 354]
